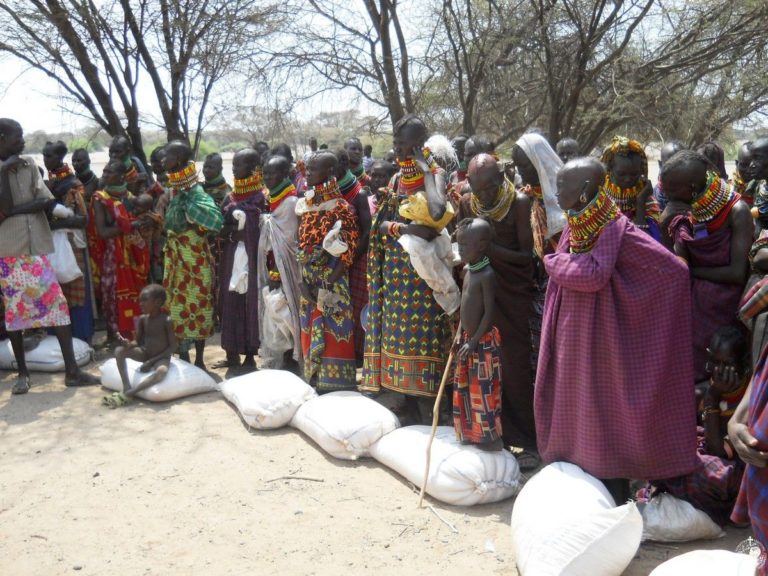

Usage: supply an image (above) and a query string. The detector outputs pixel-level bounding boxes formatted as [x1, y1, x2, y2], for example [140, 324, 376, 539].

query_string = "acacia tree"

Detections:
[267, 0, 436, 126]
[435, 0, 768, 149]
[0, 0, 277, 162]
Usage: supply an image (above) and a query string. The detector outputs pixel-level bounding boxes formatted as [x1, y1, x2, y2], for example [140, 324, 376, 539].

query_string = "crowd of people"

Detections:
[2, 114, 768, 562]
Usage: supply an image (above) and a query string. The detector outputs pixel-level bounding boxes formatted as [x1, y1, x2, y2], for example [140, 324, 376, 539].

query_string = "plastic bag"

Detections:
[640, 493, 724, 542]
[228, 241, 248, 294]
[322, 220, 348, 257]
[49, 230, 83, 284]
[261, 286, 293, 353]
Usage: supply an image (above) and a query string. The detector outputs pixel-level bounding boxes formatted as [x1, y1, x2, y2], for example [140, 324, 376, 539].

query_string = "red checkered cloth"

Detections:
[535, 216, 697, 479]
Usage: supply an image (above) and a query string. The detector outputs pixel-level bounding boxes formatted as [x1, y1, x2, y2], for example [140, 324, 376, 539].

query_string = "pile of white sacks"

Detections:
[94, 358, 759, 575]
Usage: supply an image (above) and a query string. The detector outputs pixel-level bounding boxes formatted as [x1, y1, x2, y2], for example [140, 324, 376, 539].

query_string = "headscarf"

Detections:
[600, 136, 648, 176]
[515, 133, 566, 238]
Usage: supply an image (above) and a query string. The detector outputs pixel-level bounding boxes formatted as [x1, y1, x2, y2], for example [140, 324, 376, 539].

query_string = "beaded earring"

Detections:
[579, 192, 588, 203]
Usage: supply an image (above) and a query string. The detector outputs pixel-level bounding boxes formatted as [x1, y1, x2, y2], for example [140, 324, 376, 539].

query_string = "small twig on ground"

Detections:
[397, 526, 410, 538]
[265, 475, 324, 483]
[30, 534, 48, 541]
[449, 549, 465, 556]
[427, 505, 458, 534]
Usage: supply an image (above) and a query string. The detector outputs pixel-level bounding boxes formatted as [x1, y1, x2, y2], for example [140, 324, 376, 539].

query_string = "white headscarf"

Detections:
[515, 133, 566, 237]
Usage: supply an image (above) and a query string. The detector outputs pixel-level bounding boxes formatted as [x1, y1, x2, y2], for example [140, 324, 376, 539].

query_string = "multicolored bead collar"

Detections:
[567, 187, 620, 253]
[233, 169, 264, 198]
[167, 161, 199, 191]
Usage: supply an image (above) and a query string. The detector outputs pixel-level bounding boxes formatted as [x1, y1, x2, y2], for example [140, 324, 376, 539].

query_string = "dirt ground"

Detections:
[0, 333, 754, 575]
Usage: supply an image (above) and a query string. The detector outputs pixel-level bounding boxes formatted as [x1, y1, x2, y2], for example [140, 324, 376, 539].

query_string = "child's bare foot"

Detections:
[11, 374, 31, 395]
[194, 358, 207, 371]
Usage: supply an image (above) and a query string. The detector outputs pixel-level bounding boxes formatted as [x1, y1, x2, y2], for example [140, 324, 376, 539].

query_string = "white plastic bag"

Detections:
[0, 335, 92, 371]
[322, 220, 348, 257]
[511, 461, 643, 576]
[369, 425, 520, 505]
[649, 550, 757, 576]
[228, 241, 248, 294]
[291, 391, 400, 460]
[260, 286, 294, 354]
[397, 229, 460, 314]
[640, 493, 724, 542]
[221, 369, 316, 429]
[49, 230, 83, 284]
[100, 357, 217, 402]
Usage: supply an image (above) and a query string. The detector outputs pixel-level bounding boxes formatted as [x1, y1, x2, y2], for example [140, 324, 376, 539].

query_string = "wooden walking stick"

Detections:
[418, 341, 456, 508]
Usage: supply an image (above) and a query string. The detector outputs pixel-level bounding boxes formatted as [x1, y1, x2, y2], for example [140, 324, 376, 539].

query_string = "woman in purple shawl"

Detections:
[661, 150, 752, 383]
[217, 149, 267, 371]
[535, 157, 696, 503]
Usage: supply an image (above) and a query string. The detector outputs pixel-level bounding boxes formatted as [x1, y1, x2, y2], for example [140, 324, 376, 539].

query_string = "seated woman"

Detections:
[638, 326, 749, 526]
[600, 136, 661, 240]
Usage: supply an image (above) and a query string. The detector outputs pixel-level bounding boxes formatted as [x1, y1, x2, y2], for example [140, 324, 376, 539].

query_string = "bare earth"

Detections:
[0, 334, 753, 576]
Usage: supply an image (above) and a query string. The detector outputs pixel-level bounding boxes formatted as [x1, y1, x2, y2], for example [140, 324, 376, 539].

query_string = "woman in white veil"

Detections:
[513, 133, 567, 384]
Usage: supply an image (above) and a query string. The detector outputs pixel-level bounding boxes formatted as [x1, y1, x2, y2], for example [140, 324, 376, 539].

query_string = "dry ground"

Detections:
[0, 334, 753, 575]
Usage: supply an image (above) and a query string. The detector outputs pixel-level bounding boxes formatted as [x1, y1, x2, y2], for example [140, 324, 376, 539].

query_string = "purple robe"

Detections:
[219, 192, 267, 355]
[535, 215, 697, 479]
[670, 216, 748, 382]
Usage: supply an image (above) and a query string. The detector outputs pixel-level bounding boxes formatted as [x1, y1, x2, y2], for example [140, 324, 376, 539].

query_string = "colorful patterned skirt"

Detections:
[0, 255, 70, 331]
[299, 251, 356, 392]
[361, 231, 451, 398]
[452, 327, 503, 445]
[163, 229, 215, 342]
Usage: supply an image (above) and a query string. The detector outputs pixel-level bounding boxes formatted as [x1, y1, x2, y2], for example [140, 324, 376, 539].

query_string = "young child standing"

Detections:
[452, 218, 503, 451]
[105, 284, 176, 407]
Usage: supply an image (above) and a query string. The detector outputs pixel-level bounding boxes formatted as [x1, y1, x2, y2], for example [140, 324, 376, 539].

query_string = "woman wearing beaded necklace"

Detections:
[535, 157, 696, 504]
[215, 148, 267, 372]
[661, 149, 753, 383]
[359, 114, 452, 425]
[600, 136, 661, 240]
[90, 160, 147, 342]
[162, 140, 224, 369]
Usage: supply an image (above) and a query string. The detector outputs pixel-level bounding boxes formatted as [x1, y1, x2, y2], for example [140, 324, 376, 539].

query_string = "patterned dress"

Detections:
[88, 189, 147, 338]
[297, 180, 359, 391]
[453, 326, 503, 445]
[360, 171, 452, 398]
[163, 163, 224, 345]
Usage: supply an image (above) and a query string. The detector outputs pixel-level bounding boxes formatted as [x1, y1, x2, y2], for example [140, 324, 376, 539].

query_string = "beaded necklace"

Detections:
[567, 187, 620, 254]
[167, 162, 198, 191]
[48, 164, 75, 182]
[204, 173, 227, 188]
[233, 169, 264, 199]
[690, 172, 732, 224]
[337, 170, 362, 203]
[397, 148, 439, 195]
[602, 175, 644, 214]
[306, 177, 343, 207]
[470, 181, 515, 222]
[351, 164, 370, 185]
[104, 183, 128, 197]
[268, 178, 297, 211]
[468, 256, 490, 272]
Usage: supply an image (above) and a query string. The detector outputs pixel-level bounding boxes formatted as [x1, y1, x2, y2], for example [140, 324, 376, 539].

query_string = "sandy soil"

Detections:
[0, 334, 753, 575]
